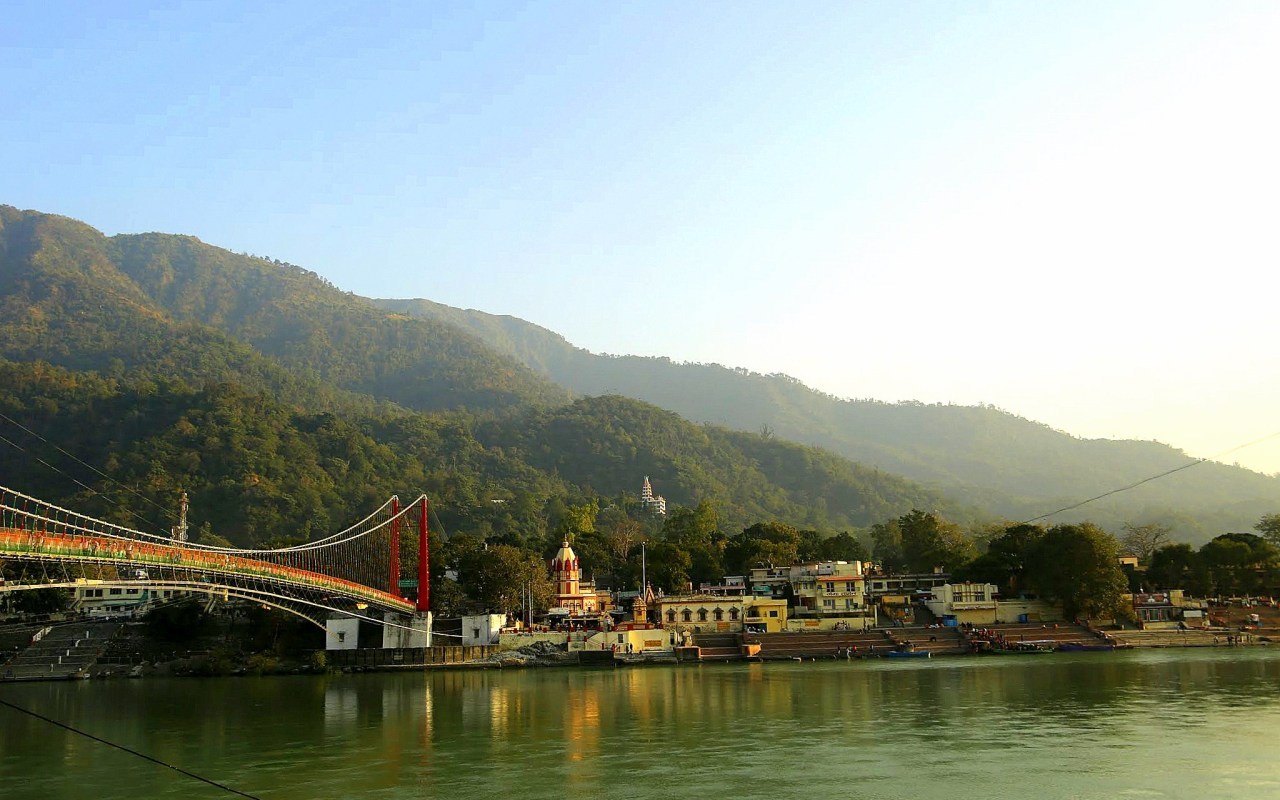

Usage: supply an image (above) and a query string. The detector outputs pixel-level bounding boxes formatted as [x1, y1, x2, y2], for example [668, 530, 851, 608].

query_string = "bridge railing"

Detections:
[0, 485, 427, 609]
[0, 529, 414, 611]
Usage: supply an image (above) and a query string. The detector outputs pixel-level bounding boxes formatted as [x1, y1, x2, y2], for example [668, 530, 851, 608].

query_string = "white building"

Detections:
[640, 476, 667, 516]
[462, 613, 506, 645]
[73, 581, 189, 617]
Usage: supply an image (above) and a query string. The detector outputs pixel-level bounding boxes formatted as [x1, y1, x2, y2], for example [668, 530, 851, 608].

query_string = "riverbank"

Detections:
[3, 617, 1273, 683]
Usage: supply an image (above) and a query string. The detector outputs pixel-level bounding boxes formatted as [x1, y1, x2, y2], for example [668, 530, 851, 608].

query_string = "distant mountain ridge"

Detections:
[0, 206, 568, 415]
[0, 204, 1272, 547]
[0, 205, 953, 545]
[372, 297, 1279, 543]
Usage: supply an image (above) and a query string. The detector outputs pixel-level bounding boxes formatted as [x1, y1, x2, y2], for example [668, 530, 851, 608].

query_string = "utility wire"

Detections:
[428, 504, 448, 540]
[0, 697, 264, 799]
[0, 409, 177, 525]
[0, 428, 167, 536]
[1024, 429, 1280, 524]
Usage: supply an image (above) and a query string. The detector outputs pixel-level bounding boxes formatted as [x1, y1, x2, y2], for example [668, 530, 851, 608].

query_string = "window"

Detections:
[769, 610, 778, 618]
[823, 599, 835, 608]
[826, 582, 836, 592]
[713, 608, 723, 621]
[667, 610, 676, 623]
[682, 609, 692, 622]
[109, 588, 121, 596]
[729, 608, 739, 621]
[697, 609, 708, 622]
[617, 634, 625, 643]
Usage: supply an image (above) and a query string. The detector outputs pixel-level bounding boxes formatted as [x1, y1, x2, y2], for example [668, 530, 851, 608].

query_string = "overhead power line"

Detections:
[0, 409, 178, 528]
[0, 698, 264, 799]
[1024, 429, 1280, 524]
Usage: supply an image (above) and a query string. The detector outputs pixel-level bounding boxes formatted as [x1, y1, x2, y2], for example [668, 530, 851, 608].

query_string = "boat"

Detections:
[885, 641, 931, 658]
[994, 640, 1055, 654]
[1056, 642, 1116, 652]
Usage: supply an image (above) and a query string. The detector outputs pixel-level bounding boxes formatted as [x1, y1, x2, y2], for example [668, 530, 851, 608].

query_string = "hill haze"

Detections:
[1, 204, 1273, 547]
[372, 297, 1280, 544]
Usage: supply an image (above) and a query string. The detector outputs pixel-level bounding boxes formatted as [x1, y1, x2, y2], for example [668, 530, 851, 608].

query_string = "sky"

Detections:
[4, 1, 1279, 474]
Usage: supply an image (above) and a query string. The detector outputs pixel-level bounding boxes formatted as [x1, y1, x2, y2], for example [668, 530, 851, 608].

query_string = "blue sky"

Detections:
[5, 1, 1279, 474]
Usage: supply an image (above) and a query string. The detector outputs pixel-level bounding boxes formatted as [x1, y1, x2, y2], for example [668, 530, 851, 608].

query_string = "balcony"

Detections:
[949, 601, 996, 611]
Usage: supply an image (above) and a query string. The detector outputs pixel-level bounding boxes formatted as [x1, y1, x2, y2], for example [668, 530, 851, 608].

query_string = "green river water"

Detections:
[2, 647, 1279, 800]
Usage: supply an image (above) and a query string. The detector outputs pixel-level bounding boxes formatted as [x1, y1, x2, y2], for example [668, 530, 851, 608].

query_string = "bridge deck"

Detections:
[0, 529, 413, 614]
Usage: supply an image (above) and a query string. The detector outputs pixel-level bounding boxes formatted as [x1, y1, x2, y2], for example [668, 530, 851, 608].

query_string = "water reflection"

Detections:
[3, 649, 1280, 799]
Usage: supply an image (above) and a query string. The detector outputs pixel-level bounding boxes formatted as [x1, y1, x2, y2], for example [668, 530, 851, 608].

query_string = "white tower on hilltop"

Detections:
[641, 476, 666, 516]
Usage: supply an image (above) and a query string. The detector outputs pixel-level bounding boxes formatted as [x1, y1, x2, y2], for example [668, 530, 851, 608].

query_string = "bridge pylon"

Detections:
[382, 611, 431, 649]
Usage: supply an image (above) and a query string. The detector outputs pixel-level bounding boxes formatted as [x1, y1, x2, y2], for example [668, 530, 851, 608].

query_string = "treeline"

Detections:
[1143, 527, 1280, 599]
[3, 358, 1275, 623]
[0, 359, 951, 551]
[438, 504, 1280, 622]
[375, 297, 1280, 542]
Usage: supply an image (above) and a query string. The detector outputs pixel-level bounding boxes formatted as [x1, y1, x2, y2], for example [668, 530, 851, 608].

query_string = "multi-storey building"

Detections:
[640, 476, 666, 516]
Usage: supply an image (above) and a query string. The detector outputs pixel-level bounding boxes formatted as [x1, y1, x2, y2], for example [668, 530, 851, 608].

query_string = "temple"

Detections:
[550, 539, 607, 615]
[640, 476, 666, 516]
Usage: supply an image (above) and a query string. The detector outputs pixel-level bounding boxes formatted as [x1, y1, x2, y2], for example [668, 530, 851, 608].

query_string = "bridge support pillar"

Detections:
[325, 617, 360, 650]
[382, 611, 431, 649]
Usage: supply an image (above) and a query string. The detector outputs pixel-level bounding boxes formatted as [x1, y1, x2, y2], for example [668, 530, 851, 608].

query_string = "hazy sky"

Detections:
[5, 2, 1279, 474]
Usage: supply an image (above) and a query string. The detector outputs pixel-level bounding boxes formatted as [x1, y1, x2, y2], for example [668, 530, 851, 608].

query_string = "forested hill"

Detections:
[0, 360, 952, 547]
[374, 297, 1280, 543]
[0, 206, 568, 415]
[2, 204, 1271, 547]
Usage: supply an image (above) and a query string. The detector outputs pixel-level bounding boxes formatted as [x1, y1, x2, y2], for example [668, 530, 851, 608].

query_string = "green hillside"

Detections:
[0, 360, 948, 549]
[2, 204, 1271, 551]
[0, 206, 568, 416]
[374, 297, 1280, 543]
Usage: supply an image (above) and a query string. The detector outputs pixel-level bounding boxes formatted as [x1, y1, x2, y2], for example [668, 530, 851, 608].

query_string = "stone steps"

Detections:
[1113, 629, 1223, 648]
[2, 622, 122, 680]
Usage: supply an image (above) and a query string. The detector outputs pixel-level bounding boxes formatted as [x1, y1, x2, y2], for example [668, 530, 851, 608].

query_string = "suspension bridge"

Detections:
[0, 485, 432, 637]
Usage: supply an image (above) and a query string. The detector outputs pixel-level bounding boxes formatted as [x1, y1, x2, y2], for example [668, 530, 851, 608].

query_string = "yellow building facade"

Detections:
[653, 594, 788, 635]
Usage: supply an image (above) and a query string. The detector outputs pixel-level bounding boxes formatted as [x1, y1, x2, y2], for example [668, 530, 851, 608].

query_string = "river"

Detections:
[2, 647, 1279, 800]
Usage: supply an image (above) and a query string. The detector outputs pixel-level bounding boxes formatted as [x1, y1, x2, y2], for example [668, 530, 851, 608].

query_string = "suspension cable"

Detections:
[0, 698, 264, 799]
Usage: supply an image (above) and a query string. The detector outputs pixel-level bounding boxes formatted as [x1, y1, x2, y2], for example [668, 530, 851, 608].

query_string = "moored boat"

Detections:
[994, 640, 1055, 654]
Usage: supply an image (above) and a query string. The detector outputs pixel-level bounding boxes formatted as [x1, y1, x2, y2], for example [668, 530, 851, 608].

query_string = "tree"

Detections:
[724, 522, 802, 575]
[597, 506, 644, 561]
[960, 523, 1044, 596]
[1147, 543, 1201, 593]
[458, 544, 553, 614]
[566, 529, 618, 589]
[645, 541, 692, 593]
[662, 502, 725, 586]
[815, 531, 870, 563]
[1026, 523, 1128, 620]
[1198, 533, 1278, 597]
[870, 518, 904, 570]
[896, 509, 976, 574]
[1255, 514, 1280, 550]
[429, 577, 469, 617]
[1119, 523, 1172, 564]
[144, 599, 213, 642]
[9, 588, 69, 614]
